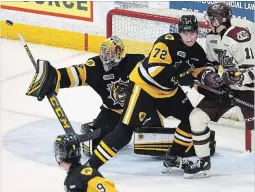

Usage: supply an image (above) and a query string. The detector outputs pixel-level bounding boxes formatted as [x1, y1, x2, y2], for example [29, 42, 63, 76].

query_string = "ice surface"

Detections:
[1, 39, 254, 192]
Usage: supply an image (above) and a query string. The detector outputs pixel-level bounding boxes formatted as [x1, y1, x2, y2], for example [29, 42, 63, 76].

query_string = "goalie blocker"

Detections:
[134, 127, 216, 157]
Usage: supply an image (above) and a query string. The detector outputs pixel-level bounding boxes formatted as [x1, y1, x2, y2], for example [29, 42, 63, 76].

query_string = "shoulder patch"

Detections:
[227, 26, 251, 42]
[81, 167, 93, 175]
[165, 34, 175, 40]
[85, 59, 96, 67]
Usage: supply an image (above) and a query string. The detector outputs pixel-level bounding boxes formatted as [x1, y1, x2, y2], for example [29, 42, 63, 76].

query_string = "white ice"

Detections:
[1, 38, 254, 192]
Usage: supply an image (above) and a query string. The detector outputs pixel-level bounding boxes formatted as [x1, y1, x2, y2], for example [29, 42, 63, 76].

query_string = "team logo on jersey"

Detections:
[213, 49, 234, 68]
[107, 78, 129, 106]
[237, 30, 250, 42]
[139, 112, 147, 122]
[177, 51, 186, 58]
[81, 167, 93, 175]
[165, 34, 175, 40]
[85, 59, 95, 67]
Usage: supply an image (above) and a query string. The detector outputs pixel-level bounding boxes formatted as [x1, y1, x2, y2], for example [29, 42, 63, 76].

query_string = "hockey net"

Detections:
[106, 8, 253, 151]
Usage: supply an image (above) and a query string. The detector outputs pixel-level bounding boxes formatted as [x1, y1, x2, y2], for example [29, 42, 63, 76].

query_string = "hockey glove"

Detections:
[175, 63, 194, 88]
[222, 68, 244, 86]
[26, 59, 61, 101]
[176, 73, 194, 88]
[198, 69, 224, 89]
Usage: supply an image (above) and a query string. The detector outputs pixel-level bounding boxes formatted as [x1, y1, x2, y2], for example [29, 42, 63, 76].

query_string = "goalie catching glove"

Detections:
[26, 59, 61, 101]
[198, 69, 223, 89]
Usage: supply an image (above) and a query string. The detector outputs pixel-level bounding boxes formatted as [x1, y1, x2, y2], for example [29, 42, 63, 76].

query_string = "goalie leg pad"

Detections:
[134, 127, 216, 157]
[134, 127, 175, 156]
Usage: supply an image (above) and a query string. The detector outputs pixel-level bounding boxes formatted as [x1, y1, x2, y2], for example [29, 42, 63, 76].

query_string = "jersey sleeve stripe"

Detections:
[148, 66, 165, 77]
[66, 67, 75, 87]
[139, 63, 173, 91]
[97, 145, 112, 160]
[70, 66, 80, 87]
[100, 141, 116, 157]
[94, 149, 107, 163]
[75, 65, 87, 85]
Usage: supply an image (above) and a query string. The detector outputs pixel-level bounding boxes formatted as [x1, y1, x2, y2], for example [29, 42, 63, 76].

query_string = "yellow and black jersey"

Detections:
[64, 164, 118, 192]
[58, 54, 145, 112]
[129, 33, 207, 98]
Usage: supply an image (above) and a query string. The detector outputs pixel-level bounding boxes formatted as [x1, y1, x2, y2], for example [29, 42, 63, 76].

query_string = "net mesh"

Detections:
[109, 8, 210, 55]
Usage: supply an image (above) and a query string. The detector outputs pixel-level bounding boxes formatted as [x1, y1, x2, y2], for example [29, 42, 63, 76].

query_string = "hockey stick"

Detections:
[7, 22, 100, 142]
[195, 81, 254, 109]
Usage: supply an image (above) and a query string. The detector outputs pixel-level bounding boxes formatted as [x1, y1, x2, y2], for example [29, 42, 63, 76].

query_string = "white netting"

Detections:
[109, 8, 210, 55]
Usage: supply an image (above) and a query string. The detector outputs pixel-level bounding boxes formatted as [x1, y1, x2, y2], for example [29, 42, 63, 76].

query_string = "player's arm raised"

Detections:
[26, 58, 92, 101]
[58, 60, 89, 88]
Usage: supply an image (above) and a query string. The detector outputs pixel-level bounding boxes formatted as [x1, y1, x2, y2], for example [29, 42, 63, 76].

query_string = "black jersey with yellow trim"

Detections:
[58, 54, 145, 111]
[64, 164, 118, 192]
[129, 33, 207, 98]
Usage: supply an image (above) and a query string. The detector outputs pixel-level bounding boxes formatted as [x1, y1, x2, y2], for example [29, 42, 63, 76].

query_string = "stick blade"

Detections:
[78, 128, 101, 142]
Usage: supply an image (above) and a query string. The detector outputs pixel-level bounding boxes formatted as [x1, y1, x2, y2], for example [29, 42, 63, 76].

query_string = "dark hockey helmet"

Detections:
[206, 3, 232, 25]
[178, 15, 198, 33]
[54, 133, 81, 165]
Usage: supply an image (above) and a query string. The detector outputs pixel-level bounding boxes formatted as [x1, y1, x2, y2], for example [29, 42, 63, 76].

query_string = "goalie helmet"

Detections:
[100, 36, 125, 72]
[178, 15, 198, 33]
[206, 3, 232, 28]
[54, 133, 81, 166]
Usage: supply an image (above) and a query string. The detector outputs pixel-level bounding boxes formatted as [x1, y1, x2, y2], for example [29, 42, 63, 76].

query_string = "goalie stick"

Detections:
[5, 20, 100, 142]
[195, 80, 254, 109]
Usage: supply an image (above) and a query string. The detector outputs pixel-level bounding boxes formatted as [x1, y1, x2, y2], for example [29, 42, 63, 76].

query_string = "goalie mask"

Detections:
[206, 3, 232, 33]
[54, 133, 81, 168]
[100, 36, 125, 72]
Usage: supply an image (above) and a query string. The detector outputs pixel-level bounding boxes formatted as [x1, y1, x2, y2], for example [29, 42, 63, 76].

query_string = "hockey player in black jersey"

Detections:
[26, 36, 163, 155]
[54, 133, 118, 192]
[184, 3, 255, 179]
[86, 15, 211, 171]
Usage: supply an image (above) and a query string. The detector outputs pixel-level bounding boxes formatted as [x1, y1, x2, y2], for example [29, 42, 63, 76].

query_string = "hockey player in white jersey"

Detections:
[183, 2, 254, 179]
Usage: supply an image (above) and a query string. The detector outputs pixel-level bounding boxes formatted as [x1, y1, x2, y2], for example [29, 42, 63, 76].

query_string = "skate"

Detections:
[183, 156, 211, 179]
[161, 155, 190, 173]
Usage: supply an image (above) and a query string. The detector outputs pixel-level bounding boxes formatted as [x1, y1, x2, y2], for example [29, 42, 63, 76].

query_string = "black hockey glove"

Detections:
[222, 68, 244, 86]
[26, 59, 60, 101]
[175, 62, 194, 88]
[198, 69, 224, 89]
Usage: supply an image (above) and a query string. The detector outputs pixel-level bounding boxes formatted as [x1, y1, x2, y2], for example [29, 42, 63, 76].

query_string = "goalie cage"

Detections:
[106, 8, 254, 151]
